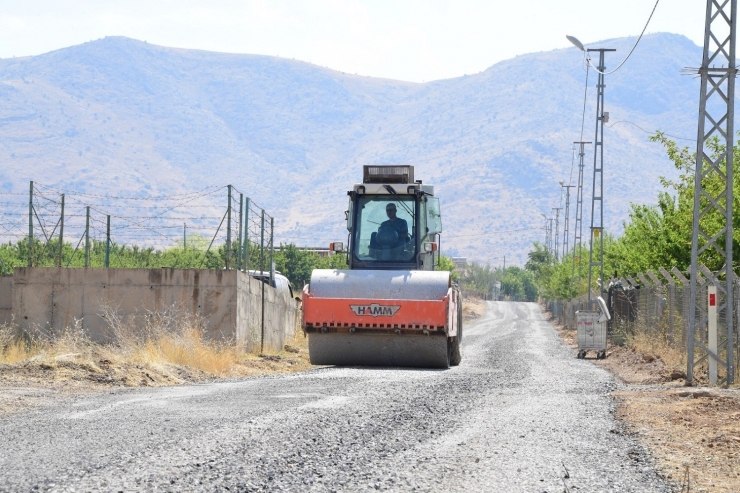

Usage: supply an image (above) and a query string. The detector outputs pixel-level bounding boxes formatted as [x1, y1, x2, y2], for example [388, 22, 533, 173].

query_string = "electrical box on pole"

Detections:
[687, 0, 737, 386]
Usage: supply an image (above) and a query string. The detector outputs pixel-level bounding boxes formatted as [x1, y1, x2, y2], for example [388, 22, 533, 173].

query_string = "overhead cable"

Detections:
[586, 0, 661, 75]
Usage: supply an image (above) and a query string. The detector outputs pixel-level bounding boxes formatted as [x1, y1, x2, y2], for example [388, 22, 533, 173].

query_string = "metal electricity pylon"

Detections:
[687, 0, 737, 386]
[587, 48, 615, 304]
[560, 183, 576, 264]
[552, 207, 562, 261]
[572, 141, 591, 295]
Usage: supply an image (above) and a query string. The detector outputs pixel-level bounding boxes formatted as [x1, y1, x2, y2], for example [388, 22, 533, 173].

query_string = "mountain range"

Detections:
[0, 33, 703, 265]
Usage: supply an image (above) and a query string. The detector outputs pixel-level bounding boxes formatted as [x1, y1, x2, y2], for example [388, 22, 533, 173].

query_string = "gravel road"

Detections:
[0, 302, 670, 492]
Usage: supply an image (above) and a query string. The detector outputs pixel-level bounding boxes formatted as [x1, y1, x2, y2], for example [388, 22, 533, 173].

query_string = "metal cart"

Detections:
[575, 296, 611, 359]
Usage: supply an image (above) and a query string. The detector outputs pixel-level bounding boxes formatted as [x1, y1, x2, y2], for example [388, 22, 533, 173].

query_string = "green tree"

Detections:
[529, 131, 740, 301]
[437, 254, 459, 281]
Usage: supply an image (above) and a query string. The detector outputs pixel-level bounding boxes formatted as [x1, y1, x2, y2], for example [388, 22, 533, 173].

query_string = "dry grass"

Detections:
[462, 296, 486, 322]
[626, 330, 686, 373]
[0, 306, 311, 416]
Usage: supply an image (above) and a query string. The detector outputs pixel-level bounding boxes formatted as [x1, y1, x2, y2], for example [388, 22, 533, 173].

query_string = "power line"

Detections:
[586, 0, 661, 75]
[444, 227, 544, 239]
[34, 183, 224, 201]
[605, 119, 695, 142]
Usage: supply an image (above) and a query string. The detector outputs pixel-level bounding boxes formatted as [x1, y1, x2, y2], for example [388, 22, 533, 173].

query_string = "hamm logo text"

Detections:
[350, 304, 401, 317]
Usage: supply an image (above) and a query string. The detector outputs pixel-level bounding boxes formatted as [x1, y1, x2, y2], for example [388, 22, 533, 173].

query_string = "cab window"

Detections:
[353, 196, 415, 262]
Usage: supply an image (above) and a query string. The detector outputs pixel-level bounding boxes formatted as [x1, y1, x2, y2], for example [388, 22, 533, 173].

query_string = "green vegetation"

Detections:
[456, 261, 537, 301]
[0, 237, 345, 290]
[272, 244, 346, 288]
[529, 132, 740, 299]
[1, 237, 541, 301]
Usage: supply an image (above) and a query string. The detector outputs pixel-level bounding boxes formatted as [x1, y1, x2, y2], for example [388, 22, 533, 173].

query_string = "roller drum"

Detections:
[308, 332, 450, 368]
[305, 269, 454, 368]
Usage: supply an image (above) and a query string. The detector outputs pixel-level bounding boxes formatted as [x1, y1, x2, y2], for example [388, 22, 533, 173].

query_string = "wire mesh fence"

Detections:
[549, 269, 740, 383]
[0, 181, 275, 273]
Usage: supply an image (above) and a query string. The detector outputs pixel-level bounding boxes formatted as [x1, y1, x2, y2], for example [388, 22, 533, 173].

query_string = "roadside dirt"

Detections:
[549, 308, 740, 493]
[0, 334, 311, 418]
[463, 296, 486, 322]
[1, 299, 483, 418]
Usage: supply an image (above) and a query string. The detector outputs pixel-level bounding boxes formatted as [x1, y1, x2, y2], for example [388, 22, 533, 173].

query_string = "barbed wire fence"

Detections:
[0, 181, 274, 275]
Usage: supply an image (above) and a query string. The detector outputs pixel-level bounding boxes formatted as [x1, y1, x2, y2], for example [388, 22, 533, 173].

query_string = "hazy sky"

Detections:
[0, 1, 705, 82]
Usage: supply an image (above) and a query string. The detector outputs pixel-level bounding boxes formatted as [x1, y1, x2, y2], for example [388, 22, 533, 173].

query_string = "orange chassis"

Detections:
[302, 285, 461, 337]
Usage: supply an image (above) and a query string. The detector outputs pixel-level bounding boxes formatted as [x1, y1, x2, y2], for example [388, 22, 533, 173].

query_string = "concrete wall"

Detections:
[0, 275, 12, 325]
[236, 271, 301, 353]
[10, 268, 299, 352]
[12, 268, 237, 342]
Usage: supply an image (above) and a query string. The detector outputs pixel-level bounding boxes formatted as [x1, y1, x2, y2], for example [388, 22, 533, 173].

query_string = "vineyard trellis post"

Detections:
[260, 209, 266, 354]
[28, 181, 33, 267]
[269, 217, 274, 286]
[58, 194, 65, 268]
[244, 197, 250, 272]
[226, 185, 232, 270]
[105, 215, 111, 268]
[84, 206, 90, 268]
[237, 193, 243, 271]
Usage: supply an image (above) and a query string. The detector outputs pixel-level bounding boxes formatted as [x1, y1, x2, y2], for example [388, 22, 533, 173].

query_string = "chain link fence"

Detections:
[547, 269, 739, 383]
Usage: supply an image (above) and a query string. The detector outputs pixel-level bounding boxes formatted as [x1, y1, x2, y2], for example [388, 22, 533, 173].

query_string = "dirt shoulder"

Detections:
[463, 296, 486, 322]
[2, 299, 485, 418]
[547, 308, 740, 493]
[0, 334, 311, 418]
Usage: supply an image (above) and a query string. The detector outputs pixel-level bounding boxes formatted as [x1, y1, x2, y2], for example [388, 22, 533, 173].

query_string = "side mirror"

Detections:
[329, 242, 344, 253]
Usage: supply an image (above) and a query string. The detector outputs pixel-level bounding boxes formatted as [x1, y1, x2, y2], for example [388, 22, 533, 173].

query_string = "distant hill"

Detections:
[0, 34, 702, 265]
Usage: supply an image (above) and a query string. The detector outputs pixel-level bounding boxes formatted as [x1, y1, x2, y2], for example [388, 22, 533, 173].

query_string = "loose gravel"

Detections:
[0, 301, 671, 492]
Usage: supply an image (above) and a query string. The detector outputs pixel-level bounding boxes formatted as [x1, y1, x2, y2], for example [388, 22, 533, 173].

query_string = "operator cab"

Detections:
[345, 166, 442, 271]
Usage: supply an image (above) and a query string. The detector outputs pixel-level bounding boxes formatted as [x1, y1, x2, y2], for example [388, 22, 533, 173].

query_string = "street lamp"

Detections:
[567, 33, 614, 305]
[566, 35, 585, 52]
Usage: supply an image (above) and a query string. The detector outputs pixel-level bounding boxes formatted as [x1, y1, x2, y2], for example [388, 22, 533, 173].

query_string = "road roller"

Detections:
[302, 165, 462, 368]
